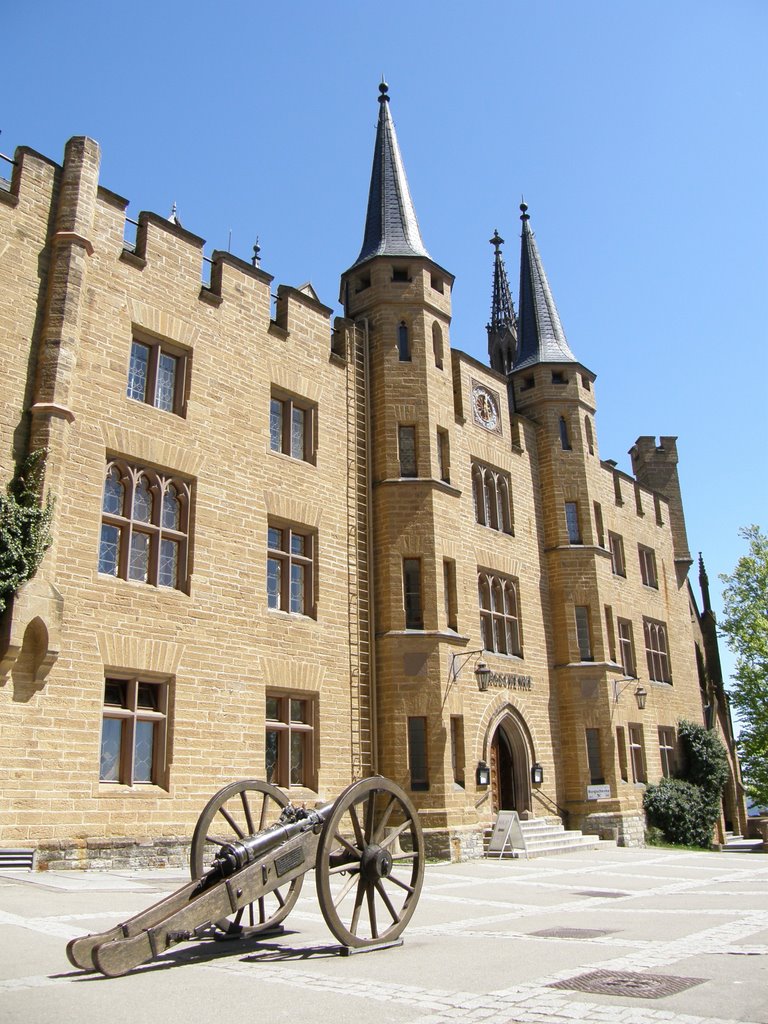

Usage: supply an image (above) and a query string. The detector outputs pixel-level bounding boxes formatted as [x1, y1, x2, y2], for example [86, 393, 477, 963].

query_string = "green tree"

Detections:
[0, 449, 54, 614]
[719, 525, 768, 805]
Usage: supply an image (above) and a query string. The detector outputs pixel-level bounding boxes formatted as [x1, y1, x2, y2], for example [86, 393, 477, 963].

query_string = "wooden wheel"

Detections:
[315, 776, 425, 948]
[190, 778, 303, 937]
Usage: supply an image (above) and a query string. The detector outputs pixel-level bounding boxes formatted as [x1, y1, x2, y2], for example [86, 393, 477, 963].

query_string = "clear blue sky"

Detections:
[4, 0, 766, 686]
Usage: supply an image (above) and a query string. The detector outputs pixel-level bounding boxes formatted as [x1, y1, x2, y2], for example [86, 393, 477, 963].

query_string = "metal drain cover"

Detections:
[550, 970, 705, 999]
[531, 928, 615, 939]
[575, 890, 629, 899]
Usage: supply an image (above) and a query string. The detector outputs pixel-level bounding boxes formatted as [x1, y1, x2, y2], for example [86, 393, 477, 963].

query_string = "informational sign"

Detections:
[487, 811, 527, 858]
[587, 785, 611, 800]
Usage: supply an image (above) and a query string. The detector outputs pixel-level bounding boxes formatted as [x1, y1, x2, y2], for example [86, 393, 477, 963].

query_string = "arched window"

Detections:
[432, 322, 444, 369]
[99, 461, 190, 590]
[398, 321, 411, 361]
[472, 461, 513, 534]
[479, 571, 523, 656]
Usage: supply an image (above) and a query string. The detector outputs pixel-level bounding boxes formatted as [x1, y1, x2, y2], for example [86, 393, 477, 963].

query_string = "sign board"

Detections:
[487, 811, 527, 858]
[587, 784, 611, 800]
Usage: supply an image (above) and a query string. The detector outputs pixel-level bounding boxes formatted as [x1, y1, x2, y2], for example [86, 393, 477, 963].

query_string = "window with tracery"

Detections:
[99, 461, 191, 590]
[644, 618, 671, 682]
[478, 571, 522, 656]
[471, 462, 513, 534]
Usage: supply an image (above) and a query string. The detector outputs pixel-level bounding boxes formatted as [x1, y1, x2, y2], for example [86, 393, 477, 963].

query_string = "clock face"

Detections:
[472, 384, 500, 431]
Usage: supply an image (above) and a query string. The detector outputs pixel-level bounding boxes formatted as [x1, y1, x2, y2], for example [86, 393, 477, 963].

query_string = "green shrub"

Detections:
[0, 450, 54, 613]
[643, 777, 719, 848]
[677, 719, 729, 797]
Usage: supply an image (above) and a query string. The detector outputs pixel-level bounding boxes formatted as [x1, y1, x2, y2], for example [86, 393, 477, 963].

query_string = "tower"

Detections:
[340, 83, 460, 834]
[486, 230, 517, 374]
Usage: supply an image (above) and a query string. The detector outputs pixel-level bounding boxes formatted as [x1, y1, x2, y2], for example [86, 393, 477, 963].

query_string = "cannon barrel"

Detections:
[199, 801, 334, 889]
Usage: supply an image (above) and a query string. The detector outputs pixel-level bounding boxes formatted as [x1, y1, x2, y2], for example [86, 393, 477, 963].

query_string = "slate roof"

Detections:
[351, 82, 430, 269]
[514, 204, 578, 370]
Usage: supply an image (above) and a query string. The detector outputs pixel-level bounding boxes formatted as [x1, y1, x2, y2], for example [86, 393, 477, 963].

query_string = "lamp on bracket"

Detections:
[613, 676, 648, 711]
[450, 650, 491, 692]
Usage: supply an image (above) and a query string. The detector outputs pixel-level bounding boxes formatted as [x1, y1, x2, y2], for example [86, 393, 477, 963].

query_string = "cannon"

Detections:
[66, 776, 425, 977]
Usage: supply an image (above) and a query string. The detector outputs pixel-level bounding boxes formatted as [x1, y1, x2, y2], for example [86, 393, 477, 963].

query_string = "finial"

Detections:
[519, 199, 529, 222]
[251, 237, 261, 268]
[168, 202, 182, 228]
[490, 229, 504, 253]
[378, 78, 390, 103]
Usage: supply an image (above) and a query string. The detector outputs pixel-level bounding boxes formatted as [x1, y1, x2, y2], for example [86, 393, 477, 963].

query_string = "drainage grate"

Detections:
[531, 927, 616, 939]
[575, 889, 629, 899]
[0, 849, 34, 870]
[550, 970, 705, 999]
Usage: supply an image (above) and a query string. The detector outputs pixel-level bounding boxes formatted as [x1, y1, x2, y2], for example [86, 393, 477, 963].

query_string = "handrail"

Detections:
[532, 788, 570, 827]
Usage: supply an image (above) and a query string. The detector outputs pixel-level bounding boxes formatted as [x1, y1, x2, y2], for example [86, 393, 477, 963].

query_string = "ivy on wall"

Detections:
[0, 449, 54, 614]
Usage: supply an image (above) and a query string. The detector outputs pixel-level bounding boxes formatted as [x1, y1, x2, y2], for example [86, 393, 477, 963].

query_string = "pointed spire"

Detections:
[514, 202, 577, 370]
[168, 201, 182, 228]
[487, 229, 518, 373]
[351, 81, 430, 268]
[699, 552, 712, 613]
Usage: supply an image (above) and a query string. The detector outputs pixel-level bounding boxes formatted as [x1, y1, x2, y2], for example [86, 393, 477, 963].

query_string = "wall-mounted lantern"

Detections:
[634, 685, 648, 710]
[450, 651, 491, 692]
[531, 762, 544, 785]
[476, 760, 490, 786]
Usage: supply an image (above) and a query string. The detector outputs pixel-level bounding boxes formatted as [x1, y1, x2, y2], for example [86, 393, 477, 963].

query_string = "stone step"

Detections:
[483, 818, 611, 859]
[719, 837, 765, 853]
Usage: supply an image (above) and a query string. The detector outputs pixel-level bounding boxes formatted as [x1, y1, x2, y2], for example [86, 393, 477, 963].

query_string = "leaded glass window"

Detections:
[126, 336, 187, 416]
[265, 693, 314, 788]
[100, 677, 168, 787]
[267, 524, 314, 616]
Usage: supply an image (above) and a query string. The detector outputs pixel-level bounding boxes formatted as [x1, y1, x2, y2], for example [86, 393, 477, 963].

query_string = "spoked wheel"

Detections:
[190, 778, 303, 937]
[316, 776, 425, 948]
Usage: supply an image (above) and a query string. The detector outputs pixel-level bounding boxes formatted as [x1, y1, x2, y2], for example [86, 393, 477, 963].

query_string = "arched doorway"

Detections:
[488, 711, 533, 816]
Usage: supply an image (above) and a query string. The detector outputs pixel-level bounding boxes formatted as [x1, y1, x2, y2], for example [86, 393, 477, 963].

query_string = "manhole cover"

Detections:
[575, 890, 629, 899]
[550, 970, 705, 999]
[531, 928, 615, 939]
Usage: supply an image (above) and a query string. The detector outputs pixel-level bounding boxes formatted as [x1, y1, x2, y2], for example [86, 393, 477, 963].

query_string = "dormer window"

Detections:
[392, 267, 409, 282]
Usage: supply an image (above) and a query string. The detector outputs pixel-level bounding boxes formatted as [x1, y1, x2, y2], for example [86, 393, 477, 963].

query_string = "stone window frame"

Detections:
[638, 544, 659, 588]
[98, 459, 191, 591]
[397, 320, 411, 361]
[99, 675, 170, 788]
[644, 617, 672, 682]
[267, 521, 316, 618]
[450, 715, 466, 787]
[608, 531, 626, 577]
[270, 389, 317, 465]
[585, 727, 605, 785]
[628, 723, 647, 783]
[472, 461, 513, 534]
[658, 726, 677, 778]
[398, 424, 418, 478]
[565, 501, 582, 544]
[478, 570, 523, 657]
[265, 691, 316, 789]
[407, 716, 429, 791]
[403, 557, 424, 630]
[617, 618, 637, 677]
[574, 605, 593, 661]
[127, 333, 189, 417]
[437, 427, 450, 483]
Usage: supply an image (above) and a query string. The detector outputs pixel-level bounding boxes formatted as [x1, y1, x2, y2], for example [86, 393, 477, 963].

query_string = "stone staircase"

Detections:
[484, 817, 611, 859]
[719, 831, 765, 853]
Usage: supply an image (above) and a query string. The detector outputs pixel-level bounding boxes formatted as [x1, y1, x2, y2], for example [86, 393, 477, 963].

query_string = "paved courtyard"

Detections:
[1, 846, 766, 1024]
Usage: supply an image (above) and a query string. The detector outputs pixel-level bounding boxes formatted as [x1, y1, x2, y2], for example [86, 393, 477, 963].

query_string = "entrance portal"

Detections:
[489, 712, 532, 816]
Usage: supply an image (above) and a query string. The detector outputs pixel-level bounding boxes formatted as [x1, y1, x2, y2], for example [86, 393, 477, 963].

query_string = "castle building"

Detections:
[0, 85, 745, 867]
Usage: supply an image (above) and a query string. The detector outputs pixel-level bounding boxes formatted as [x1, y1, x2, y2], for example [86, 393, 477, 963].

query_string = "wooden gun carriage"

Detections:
[67, 776, 425, 977]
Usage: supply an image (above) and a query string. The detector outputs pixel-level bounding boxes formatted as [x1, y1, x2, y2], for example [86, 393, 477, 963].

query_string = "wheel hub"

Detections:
[361, 844, 393, 881]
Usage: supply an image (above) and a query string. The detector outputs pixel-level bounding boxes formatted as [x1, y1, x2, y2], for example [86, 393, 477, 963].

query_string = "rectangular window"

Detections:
[270, 392, 316, 463]
[585, 728, 604, 785]
[100, 677, 169, 786]
[608, 532, 626, 577]
[127, 336, 187, 416]
[634, 483, 644, 516]
[604, 605, 616, 662]
[639, 545, 658, 588]
[398, 425, 417, 477]
[437, 428, 450, 483]
[616, 726, 629, 782]
[658, 726, 677, 778]
[575, 606, 593, 661]
[265, 693, 315, 788]
[618, 618, 636, 677]
[408, 716, 429, 791]
[644, 618, 671, 682]
[99, 461, 191, 591]
[593, 501, 605, 547]
[565, 502, 581, 544]
[443, 558, 458, 632]
[403, 558, 423, 629]
[450, 716, 465, 786]
[267, 523, 315, 617]
[613, 473, 623, 506]
[628, 724, 647, 783]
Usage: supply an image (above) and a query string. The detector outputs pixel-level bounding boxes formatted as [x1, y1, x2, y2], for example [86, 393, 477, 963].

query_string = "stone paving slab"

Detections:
[1, 847, 766, 1024]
